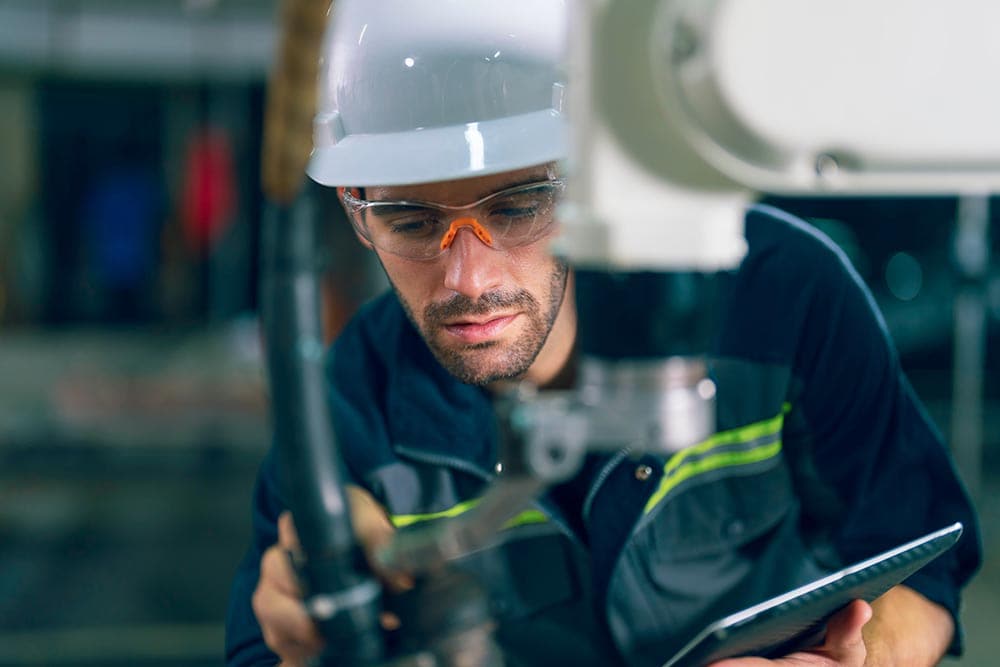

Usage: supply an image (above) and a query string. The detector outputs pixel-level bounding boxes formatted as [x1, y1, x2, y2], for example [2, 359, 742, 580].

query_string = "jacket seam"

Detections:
[582, 449, 631, 526]
[393, 443, 493, 481]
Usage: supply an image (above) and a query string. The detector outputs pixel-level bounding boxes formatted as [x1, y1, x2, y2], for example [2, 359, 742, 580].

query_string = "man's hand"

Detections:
[709, 599, 872, 667]
[710, 584, 954, 667]
[252, 511, 325, 666]
[862, 585, 954, 666]
[251, 485, 411, 667]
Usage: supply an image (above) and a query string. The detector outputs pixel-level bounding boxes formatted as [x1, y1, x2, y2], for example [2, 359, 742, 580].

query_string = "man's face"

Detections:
[359, 165, 570, 386]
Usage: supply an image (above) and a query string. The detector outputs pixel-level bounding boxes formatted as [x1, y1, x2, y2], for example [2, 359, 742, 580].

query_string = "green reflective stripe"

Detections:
[390, 499, 479, 528]
[644, 440, 782, 514]
[644, 409, 789, 515]
[390, 503, 549, 530]
[502, 509, 548, 529]
[663, 411, 784, 477]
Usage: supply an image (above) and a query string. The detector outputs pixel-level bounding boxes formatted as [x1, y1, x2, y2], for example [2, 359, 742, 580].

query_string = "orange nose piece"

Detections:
[439, 217, 494, 251]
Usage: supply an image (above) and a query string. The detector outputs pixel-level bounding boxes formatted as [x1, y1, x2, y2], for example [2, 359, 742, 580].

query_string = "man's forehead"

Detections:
[366, 164, 554, 203]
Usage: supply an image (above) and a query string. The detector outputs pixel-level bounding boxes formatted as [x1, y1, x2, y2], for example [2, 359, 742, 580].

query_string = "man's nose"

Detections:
[441, 224, 504, 300]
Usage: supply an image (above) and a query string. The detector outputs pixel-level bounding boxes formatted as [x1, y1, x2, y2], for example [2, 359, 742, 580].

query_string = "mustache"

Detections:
[425, 290, 537, 324]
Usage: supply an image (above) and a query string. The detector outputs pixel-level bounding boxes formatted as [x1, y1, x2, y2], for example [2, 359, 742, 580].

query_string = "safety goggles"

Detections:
[340, 179, 564, 261]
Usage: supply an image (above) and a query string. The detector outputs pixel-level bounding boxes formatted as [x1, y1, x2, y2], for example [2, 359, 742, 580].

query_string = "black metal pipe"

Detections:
[260, 187, 384, 665]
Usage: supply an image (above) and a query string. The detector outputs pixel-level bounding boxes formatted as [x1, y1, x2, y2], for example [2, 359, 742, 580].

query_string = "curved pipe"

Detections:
[261, 188, 384, 665]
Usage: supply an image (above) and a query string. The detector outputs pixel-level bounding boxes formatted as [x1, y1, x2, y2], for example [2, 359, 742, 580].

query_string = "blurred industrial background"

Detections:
[0, 1, 997, 665]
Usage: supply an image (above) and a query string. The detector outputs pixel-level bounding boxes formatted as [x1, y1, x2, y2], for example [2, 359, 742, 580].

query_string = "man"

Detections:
[226, 1, 981, 665]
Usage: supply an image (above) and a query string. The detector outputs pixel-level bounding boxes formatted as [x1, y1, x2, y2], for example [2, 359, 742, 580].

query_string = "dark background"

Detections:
[0, 2, 997, 665]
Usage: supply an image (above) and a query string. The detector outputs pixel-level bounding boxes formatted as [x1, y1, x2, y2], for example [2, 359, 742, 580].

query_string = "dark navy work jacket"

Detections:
[226, 205, 981, 666]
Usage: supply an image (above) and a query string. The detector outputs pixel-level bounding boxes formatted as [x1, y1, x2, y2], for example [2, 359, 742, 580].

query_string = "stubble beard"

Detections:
[394, 261, 569, 386]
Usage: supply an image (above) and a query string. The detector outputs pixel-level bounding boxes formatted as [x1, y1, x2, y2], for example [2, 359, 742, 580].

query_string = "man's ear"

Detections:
[337, 186, 375, 250]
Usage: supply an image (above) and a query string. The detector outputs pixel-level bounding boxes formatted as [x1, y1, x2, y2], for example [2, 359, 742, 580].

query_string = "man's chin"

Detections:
[431, 332, 502, 357]
[430, 342, 530, 386]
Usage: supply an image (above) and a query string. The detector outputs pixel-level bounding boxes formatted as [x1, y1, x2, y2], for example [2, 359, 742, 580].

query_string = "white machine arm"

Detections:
[562, 0, 1000, 271]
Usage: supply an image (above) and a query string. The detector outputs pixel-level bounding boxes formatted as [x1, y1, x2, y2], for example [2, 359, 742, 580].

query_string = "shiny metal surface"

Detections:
[576, 355, 716, 452]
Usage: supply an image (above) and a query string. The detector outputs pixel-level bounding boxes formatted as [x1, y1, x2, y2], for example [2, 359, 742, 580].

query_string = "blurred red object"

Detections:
[180, 128, 237, 253]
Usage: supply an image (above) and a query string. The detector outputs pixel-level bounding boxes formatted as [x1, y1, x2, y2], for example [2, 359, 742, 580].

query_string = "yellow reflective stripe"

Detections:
[644, 407, 789, 515]
[644, 440, 782, 514]
[390, 499, 479, 528]
[663, 410, 785, 477]
[502, 509, 548, 529]
[390, 503, 549, 530]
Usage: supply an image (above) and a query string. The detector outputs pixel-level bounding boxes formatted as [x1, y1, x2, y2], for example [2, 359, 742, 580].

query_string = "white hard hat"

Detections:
[306, 0, 568, 187]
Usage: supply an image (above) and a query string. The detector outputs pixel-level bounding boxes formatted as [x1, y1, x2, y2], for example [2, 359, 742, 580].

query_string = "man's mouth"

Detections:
[442, 313, 519, 344]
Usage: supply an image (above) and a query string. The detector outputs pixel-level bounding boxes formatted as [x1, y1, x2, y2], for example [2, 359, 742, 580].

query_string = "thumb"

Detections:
[708, 601, 873, 667]
[817, 599, 872, 663]
[278, 511, 301, 551]
[345, 485, 414, 592]
[346, 485, 395, 553]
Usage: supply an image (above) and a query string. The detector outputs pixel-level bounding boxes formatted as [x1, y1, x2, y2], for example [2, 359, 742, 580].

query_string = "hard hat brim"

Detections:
[307, 110, 566, 188]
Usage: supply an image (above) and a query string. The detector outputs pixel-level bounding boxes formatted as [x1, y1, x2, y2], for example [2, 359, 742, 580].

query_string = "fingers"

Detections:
[346, 485, 394, 551]
[346, 485, 414, 592]
[256, 494, 412, 665]
[252, 512, 324, 663]
[380, 610, 403, 631]
[707, 600, 872, 667]
[261, 532, 303, 599]
[280, 488, 414, 590]
[252, 572, 324, 662]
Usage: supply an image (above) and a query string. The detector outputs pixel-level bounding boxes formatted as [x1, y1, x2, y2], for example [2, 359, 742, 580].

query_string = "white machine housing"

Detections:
[561, 0, 1000, 271]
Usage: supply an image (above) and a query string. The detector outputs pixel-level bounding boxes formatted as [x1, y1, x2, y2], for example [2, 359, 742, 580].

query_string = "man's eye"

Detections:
[489, 198, 546, 221]
[387, 217, 442, 237]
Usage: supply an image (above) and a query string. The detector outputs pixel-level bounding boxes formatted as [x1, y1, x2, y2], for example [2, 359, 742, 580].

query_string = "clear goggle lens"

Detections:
[342, 179, 564, 260]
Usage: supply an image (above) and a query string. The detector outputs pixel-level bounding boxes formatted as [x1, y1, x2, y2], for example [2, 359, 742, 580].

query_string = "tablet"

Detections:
[661, 522, 964, 667]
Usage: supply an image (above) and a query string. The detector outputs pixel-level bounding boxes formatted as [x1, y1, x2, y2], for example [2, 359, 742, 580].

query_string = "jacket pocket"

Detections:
[642, 447, 793, 561]
[607, 451, 822, 666]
